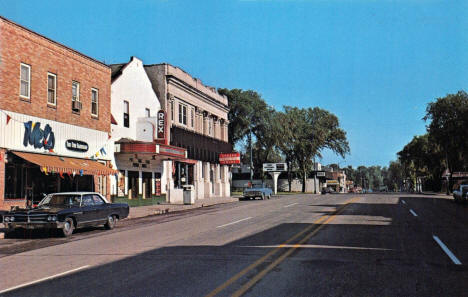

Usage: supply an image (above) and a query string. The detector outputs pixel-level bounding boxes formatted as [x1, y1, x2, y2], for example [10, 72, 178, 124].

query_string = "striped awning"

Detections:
[12, 151, 116, 176]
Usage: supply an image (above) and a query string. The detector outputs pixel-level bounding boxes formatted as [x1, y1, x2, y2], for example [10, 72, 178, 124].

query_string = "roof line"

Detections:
[0, 15, 110, 69]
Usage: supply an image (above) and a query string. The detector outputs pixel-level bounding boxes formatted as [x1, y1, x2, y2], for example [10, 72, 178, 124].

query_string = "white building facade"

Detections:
[109, 57, 187, 200]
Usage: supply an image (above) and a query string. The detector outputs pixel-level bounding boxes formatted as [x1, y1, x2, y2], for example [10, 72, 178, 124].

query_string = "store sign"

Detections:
[219, 152, 241, 165]
[23, 121, 55, 150]
[65, 139, 89, 152]
[316, 171, 325, 177]
[263, 163, 288, 172]
[157, 110, 165, 139]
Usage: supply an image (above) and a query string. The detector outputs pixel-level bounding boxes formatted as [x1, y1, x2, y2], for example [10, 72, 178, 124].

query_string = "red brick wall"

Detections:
[0, 17, 111, 133]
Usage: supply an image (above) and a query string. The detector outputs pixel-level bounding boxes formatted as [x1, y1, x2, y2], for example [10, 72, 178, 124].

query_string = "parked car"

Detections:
[241, 186, 273, 200]
[3, 192, 129, 237]
[453, 184, 468, 203]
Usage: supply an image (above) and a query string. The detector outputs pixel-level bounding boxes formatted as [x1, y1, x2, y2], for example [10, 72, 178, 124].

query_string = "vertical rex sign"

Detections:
[157, 110, 167, 144]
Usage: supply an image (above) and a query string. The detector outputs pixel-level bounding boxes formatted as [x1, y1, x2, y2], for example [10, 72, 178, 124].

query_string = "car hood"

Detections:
[9, 206, 70, 215]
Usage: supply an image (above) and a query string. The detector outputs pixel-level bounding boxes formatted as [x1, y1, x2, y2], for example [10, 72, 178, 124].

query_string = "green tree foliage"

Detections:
[281, 106, 350, 192]
[423, 91, 468, 173]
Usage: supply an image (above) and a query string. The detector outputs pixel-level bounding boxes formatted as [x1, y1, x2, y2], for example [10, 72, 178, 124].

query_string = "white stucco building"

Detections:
[109, 57, 187, 199]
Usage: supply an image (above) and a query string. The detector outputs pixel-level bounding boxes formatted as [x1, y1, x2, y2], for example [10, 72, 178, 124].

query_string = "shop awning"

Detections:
[178, 158, 198, 165]
[12, 151, 116, 176]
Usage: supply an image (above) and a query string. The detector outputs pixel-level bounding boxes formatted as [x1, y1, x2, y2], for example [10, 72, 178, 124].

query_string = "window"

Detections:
[178, 103, 187, 125]
[170, 101, 174, 121]
[92, 194, 105, 205]
[191, 108, 194, 127]
[20, 63, 31, 99]
[123, 100, 130, 128]
[145, 108, 150, 117]
[82, 195, 94, 206]
[72, 81, 80, 101]
[91, 88, 98, 117]
[47, 73, 56, 105]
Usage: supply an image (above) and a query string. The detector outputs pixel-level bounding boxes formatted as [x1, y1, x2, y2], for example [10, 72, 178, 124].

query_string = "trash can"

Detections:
[183, 185, 195, 204]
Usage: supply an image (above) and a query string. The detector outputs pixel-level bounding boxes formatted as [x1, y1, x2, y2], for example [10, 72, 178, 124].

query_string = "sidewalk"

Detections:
[126, 196, 240, 219]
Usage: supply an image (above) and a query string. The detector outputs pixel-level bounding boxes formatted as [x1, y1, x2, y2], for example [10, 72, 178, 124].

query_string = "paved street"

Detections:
[0, 193, 467, 297]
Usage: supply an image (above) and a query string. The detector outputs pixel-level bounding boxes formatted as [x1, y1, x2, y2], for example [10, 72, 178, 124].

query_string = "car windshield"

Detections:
[38, 194, 81, 207]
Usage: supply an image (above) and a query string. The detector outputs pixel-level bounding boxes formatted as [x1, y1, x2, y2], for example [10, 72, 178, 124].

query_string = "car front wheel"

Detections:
[61, 218, 75, 237]
[104, 215, 116, 230]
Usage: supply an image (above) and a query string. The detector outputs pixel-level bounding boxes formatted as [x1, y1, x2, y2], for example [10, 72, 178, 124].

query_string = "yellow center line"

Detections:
[205, 197, 360, 297]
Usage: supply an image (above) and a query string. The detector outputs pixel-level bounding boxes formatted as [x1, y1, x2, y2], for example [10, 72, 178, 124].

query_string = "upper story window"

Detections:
[123, 100, 130, 128]
[178, 103, 187, 125]
[191, 108, 194, 128]
[20, 63, 31, 99]
[145, 108, 150, 117]
[72, 81, 80, 101]
[47, 73, 56, 106]
[91, 88, 99, 117]
[170, 101, 174, 122]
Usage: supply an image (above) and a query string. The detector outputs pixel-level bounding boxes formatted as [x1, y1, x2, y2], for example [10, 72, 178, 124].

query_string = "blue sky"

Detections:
[1, 0, 466, 168]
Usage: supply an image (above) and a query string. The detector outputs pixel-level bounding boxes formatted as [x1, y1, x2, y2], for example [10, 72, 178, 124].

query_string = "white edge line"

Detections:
[402, 200, 406, 204]
[0, 265, 90, 294]
[433, 235, 462, 265]
[409, 209, 418, 217]
[284, 203, 298, 208]
[216, 217, 252, 228]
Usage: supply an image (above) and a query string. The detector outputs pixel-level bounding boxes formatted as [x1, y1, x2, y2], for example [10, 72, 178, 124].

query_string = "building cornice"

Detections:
[166, 76, 229, 113]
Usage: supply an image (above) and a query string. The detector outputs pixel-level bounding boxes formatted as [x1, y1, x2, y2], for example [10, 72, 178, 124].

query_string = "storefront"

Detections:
[0, 111, 114, 209]
[113, 140, 188, 199]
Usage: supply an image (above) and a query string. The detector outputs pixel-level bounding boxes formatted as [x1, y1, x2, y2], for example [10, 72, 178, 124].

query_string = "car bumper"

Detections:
[5, 221, 65, 230]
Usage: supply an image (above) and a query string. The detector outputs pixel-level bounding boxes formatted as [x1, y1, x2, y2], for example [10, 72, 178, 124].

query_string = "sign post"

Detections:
[263, 163, 288, 195]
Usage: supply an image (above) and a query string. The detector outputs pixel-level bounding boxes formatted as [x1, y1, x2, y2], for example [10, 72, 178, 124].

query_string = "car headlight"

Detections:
[5, 216, 14, 222]
[47, 215, 57, 222]
[4, 216, 9, 222]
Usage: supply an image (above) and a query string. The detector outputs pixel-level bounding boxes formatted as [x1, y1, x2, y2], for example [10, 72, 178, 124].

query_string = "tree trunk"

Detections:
[302, 167, 306, 193]
[287, 159, 292, 192]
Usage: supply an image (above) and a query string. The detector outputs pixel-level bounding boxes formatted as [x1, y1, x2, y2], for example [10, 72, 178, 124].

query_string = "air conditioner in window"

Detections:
[72, 100, 82, 111]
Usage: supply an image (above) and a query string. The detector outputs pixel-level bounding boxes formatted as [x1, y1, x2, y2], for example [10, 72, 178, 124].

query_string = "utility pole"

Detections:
[249, 127, 253, 188]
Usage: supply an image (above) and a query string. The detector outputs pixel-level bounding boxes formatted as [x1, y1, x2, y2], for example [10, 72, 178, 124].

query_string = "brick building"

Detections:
[0, 16, 114, 209]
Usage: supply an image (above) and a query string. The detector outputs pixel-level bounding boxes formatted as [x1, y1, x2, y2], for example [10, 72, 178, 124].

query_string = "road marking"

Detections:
[240, 244, 392, 251]
[402, 200, 406, 204]
[433, 235, 462, 265]
[0, 265, 90, 294]
[205, 196, 360, 297]
[409, 209, 418, 217]
[231, 198, 360, 297]
[216, 217, 252, 228]
[283, 203, 298, 208]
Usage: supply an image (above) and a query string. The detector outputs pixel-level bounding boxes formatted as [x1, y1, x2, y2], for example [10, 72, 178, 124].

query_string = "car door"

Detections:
[80, 194, 97, 225]
[92, 194, 108, 223]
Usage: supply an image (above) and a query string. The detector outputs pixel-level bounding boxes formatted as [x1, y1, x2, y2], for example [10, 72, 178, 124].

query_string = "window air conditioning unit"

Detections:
[72, 100, 82, 111]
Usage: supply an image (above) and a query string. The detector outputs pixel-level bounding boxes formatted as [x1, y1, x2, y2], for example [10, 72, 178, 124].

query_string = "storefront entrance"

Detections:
[5, 153, 95, 205]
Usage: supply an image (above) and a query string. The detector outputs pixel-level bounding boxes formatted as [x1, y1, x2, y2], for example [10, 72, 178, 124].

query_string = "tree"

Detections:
[282, 106, 350, 192]
[423, 91, 468, 192]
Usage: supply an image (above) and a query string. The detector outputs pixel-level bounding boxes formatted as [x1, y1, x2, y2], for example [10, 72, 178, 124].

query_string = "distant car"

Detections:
[321, 188, 336, 194]
[453, 184, 468, 203]
[3, 192, 129, 237]
[241, 186, 273, 200]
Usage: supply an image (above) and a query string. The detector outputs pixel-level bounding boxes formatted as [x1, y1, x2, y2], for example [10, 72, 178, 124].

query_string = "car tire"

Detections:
[61, 218, 75, 237]
[104, 215, 116, 230]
